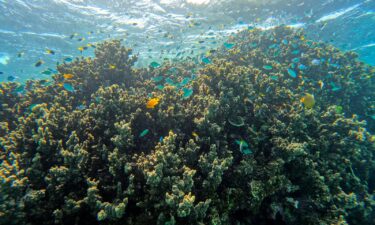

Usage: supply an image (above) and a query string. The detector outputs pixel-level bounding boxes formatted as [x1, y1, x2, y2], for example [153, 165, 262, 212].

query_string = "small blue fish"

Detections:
[182, 88, 193, 99]
[298, 64, 307, 70]
[329, 82, 341, 91]
[292, 58, 300, 63]
[201, 57, 211, 64]
[76, 105, 86, 110]
[165, 78, 175, 86]
[64, 57, 73, 62]
[242, 148, 252, 155]
[287, 68, 297, 78]
[159, 136, 164, 142]
[63, 83, 75, 92]
[263, 65, 273, 70]
[269, 44, 278, 49]
[180, 78, 191, 86]
[14, 84, 25, 93]
[282, 39, 288, 45]
[235, 139, 252, 155]
[270, 75, 278, 80]
[292, 50, 300, 55]
[150, 62, 161, 68]
[7, 75, 17, 81]
[311, 59, 320, 65]
[151, 76, 163, 82]
[224, 42, 235, 49]
[139, 129, 149, 137]
[42, 70, 52, 75]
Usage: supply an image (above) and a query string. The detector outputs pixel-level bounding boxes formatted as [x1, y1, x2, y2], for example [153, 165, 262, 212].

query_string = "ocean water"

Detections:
[0, 1, 375, 225]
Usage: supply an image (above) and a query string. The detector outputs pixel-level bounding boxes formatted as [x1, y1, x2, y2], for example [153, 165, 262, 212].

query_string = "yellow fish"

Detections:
[146, 98, 160, 109]
[63, 73, 74, 79]
[46, 49, 55, 55]
[300, 93, 315, 109]
[318, 80, 324, 89]
[109, 64, 116, 69]
[192, 132, 199, 141]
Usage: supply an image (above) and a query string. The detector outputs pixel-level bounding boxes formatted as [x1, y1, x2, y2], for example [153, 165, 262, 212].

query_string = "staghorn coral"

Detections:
[1, 27, 375, 225]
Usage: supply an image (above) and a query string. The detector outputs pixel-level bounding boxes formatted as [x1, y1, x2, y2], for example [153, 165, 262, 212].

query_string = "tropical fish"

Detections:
[139, 129, 149, 137]
[224, 42, 235, 49]
[150, 61, 161, 68]
[151, 76, 163, 82]
[242, 148, 252, 155]
[46, 49, 55, 55]
[63, 73, 74, 79]
[109, 64, 116, 69]
[64, 57, 73, 62]
[69, 33, 78, 39]
[292, 58, 300, 63]
[318, 80, 324, 89]
[201, 57, 211, 64]
[182, 88, 193, 99]
[63, 83, 75, 92]
[7, 75, 17, 81]
[35, 60, 44, 67]
[311, 59, 320, 65]
[156, 85, 164, 90]
[76, 105, 86, 110]
[42, 70, 52, 75]
[17, 52, 24, 58]
[330, 82, 341, 91]
[180, 78, 191, 86]
[287, 68, 297, 78]
[235, 139, 252, 155]
[165, 78, 175, 86]
[14, 84, 25, 93]
[300, 93, 315, 109]
[77, 37, 85, 42]
[87, 43, 96, 48]
[78, 46, 88, 52]
[263, 65, 273, 70]
[270, 75, 278, 80]
[292, 50, 300, 55]
[298, 64, 307, 70]
[192, 132, 199, 141]
[39, 79, 49, 85]
[0, 71, 3, 74]
[146, 98, 160, 109]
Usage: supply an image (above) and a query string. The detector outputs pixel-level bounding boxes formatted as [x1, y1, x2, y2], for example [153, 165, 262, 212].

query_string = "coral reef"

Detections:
[1, 26, 374, 225]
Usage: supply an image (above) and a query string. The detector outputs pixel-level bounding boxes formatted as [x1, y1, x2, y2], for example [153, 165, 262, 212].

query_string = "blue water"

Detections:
[0, 0, 374, 82]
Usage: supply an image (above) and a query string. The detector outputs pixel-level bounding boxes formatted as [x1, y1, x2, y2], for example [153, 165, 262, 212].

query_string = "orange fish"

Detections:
[63, 73, 74, 79]
[146, 98, 160, 109]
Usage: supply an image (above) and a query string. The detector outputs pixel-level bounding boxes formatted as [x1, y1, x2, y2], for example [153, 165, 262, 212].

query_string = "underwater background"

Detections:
[0, 0, 375, 225]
